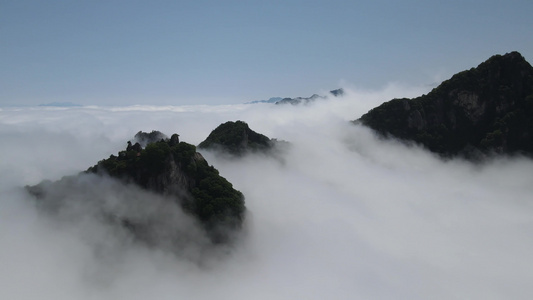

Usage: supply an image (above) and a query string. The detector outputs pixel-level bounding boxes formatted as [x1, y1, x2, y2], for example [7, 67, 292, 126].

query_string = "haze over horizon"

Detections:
[2, 0, 533, 106]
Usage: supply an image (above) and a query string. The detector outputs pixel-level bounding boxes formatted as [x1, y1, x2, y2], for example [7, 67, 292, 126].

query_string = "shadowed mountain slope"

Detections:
[198, 121, 281, 156]
[27, 131, 246, 246]
[357, 51, 533, 158]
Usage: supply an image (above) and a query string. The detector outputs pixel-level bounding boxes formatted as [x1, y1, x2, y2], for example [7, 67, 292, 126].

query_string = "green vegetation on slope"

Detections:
[357, 51, 533, 158]
[198, 120, 273, 155]
[84, 132, 246, 241]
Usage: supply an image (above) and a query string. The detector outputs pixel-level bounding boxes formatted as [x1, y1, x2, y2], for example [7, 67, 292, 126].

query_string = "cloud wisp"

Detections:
[1, 87, 532, 299]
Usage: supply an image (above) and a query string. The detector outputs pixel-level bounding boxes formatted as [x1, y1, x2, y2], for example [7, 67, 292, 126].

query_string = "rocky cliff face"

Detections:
[357, 52, 533, 158]
[27, 131, 246, 246]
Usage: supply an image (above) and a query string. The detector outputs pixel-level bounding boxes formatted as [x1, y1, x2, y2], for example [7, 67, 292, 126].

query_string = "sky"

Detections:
[1, 92, 533, 299]
[1, 0, 533, 106]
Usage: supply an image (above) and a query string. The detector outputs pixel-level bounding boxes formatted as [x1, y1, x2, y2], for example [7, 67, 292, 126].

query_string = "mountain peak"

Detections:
[27, 132, 246, 246]
[198, 121, 273, 155]
[357, 51, 533, 158]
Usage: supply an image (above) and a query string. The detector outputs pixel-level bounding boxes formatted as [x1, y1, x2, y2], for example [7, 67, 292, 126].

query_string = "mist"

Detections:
[1, 86, 533, 299]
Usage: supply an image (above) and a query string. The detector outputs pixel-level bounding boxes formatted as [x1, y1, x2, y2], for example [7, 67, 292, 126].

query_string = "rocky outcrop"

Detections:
[357, 52, 533, 158]
[198, 120, 285, 156]
[27, 131, 246, 245]
[132, 130, 168, 147]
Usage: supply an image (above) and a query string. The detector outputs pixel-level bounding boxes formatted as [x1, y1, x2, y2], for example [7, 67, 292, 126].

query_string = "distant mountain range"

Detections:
[247, 88, 344, 105]
[246, 97, 283, 104]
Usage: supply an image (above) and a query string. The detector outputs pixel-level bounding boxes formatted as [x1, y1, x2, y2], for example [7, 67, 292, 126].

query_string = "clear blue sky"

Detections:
[1, 0, 532, 106]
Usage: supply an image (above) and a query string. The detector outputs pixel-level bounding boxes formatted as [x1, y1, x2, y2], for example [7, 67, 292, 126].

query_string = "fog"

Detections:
[1, 86, 533, 299]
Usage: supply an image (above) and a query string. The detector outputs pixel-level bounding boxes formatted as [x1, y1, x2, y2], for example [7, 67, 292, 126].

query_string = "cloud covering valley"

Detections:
[1, 86, 533, 299]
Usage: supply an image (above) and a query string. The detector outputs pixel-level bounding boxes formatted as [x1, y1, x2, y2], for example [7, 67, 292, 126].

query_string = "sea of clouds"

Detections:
[1, 84, 533, 299]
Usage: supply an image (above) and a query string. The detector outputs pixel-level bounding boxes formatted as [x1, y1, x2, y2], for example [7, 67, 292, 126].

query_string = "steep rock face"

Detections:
[357, 52, 533, 157]
[198, 121, 278, 155]
[28, 132, 246, 244]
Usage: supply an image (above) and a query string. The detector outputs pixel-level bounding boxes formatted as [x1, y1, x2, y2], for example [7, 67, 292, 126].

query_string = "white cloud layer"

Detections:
[1, 87, 533, 299]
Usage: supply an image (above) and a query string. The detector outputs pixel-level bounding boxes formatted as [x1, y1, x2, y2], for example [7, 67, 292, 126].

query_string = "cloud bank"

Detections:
[1, 86, 532, 299]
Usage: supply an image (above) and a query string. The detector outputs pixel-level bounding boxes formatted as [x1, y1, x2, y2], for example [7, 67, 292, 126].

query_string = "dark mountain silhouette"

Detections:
[198, 121, 288, 156]
[356, 51, 533, 158]
[27, 131, 246, 246]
